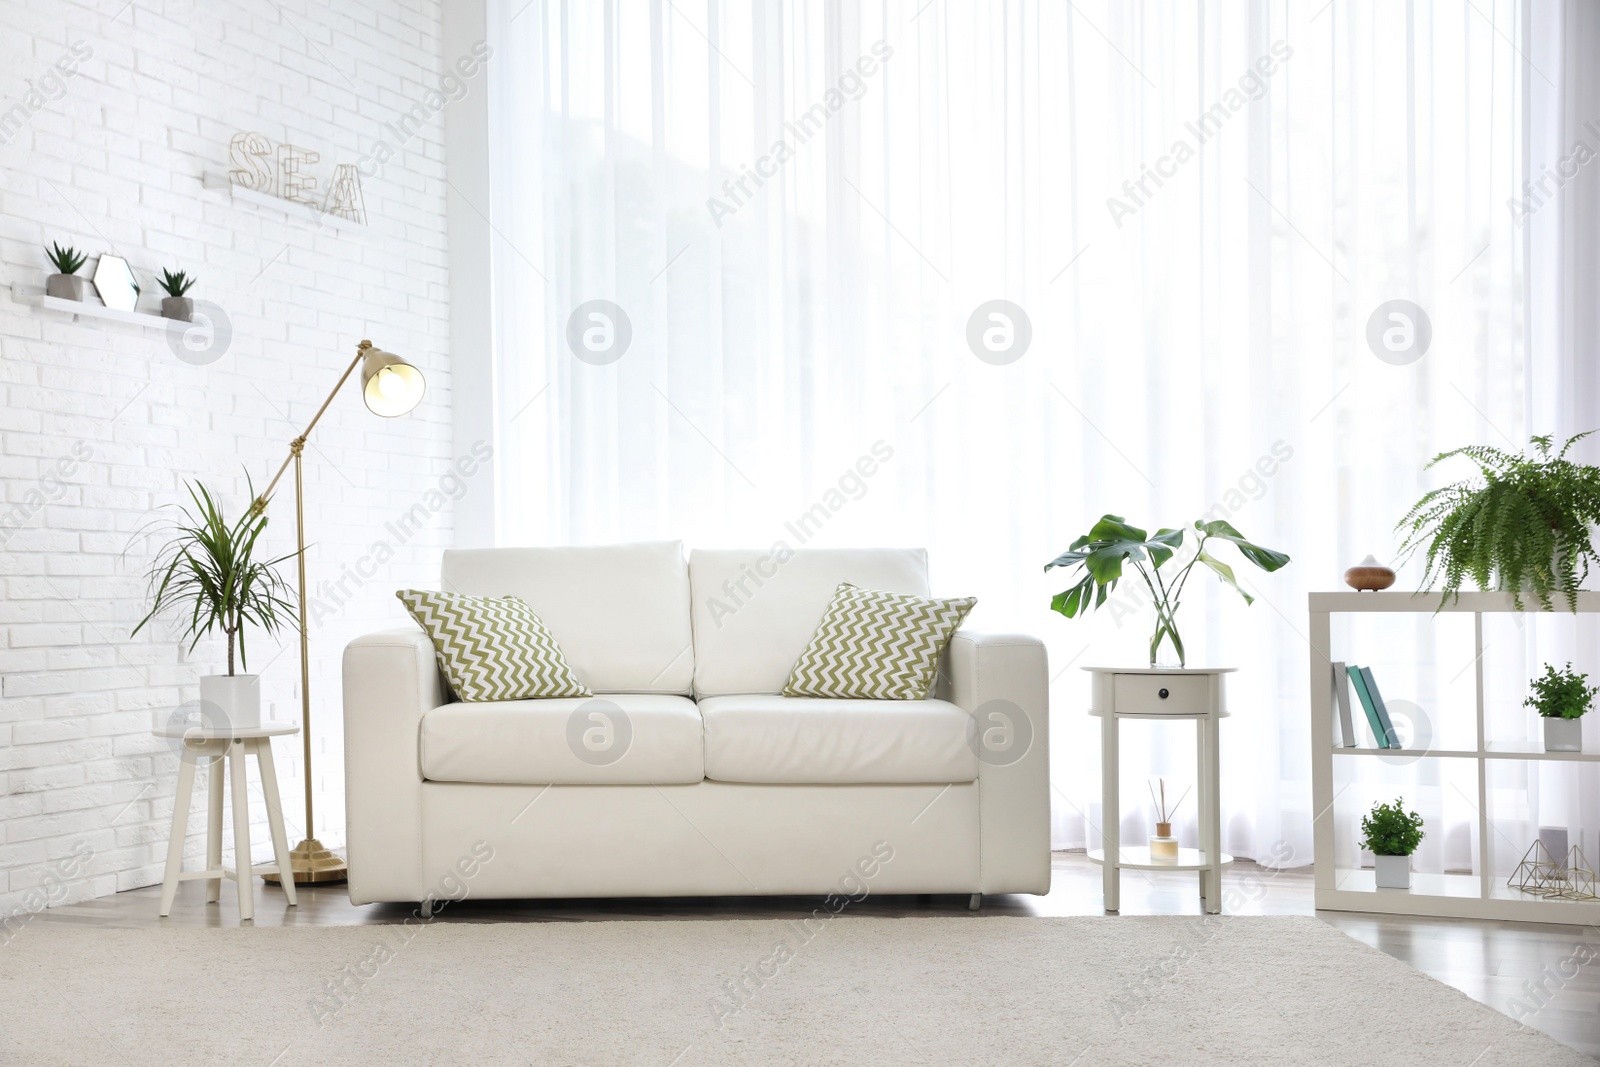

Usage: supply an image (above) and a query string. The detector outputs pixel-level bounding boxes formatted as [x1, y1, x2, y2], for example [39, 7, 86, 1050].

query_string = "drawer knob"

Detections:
[1158, 687, 1170, 699]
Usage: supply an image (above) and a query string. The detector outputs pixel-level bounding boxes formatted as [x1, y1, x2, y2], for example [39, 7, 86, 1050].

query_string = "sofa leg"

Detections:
[418, 898, 433, 919]
[968, 893, 982, 912]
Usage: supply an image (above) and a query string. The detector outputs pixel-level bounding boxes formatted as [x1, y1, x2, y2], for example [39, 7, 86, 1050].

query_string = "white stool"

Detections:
[154, 721, 300, 921]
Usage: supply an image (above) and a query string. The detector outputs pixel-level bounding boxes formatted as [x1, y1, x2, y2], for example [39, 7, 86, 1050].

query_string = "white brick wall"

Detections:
[0, 0, 472, 913]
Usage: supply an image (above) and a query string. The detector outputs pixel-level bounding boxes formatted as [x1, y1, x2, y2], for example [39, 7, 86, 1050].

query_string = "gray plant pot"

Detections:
[1544, 716, 1583, 753]
[161, 296, 194, 322]
[46, 274, 86, 301]
[1374, 853, 1411, 890]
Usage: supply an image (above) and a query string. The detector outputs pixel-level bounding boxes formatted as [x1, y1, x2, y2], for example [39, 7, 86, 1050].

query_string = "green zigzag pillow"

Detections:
[396, 590, 591, 702]
[783, 582, 977, 700]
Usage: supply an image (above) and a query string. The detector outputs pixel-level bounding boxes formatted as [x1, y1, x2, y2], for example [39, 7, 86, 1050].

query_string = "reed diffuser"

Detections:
[1148, 778, 1190, 861]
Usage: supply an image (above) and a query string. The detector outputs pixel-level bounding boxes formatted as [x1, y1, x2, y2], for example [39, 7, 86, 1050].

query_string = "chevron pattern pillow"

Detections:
[396, 590, 591, 702]
[782, 583, 977, 700]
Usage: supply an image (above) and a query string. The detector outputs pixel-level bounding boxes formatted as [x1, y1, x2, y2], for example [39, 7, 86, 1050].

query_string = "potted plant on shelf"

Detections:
[130, 479, 298, 730]
[44, 242, 88, 301]
[1362, 798, 1425, 890]
[1525, 662, 1597, 753]
[1045, 515, 1290, 666]
[1396, 431, 1600, 610]
[157, 268, 196, 322]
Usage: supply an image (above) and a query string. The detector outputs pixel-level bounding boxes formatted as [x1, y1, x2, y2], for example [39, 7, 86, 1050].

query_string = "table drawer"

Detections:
[1111, 673, 1212, 714]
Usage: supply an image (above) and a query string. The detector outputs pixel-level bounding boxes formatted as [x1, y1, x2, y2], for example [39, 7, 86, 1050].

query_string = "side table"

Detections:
[153, 720, 300, 921]
[1085, 667, 1233, 914]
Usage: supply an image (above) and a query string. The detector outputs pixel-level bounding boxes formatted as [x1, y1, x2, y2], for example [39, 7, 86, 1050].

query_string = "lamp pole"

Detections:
[254, 340, 425, 885]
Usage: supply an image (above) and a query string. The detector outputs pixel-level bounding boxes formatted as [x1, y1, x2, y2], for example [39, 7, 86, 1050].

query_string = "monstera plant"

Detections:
[1045, 515, 1291, 666]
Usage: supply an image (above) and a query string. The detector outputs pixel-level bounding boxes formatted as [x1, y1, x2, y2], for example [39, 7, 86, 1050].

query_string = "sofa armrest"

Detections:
[343, 627, 443, 904]
[946, 631, 1051, 894]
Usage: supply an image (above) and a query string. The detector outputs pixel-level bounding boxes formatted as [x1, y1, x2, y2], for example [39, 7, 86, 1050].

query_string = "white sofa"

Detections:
[342, 542, 1049, 907]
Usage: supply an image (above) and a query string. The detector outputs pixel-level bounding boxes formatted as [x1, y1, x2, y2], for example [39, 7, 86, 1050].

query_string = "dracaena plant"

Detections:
[1045, 515, 1290, 667]
[1396, 431, 1600, 611]
[129, 478, 299, 675]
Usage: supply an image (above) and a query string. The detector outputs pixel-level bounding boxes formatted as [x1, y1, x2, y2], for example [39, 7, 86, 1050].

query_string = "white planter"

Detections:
[160, 296, 194, 321]
[1544, 716, 1583, 753]
[199, 674, 260, 731]
[1374, 853, 1411, 890]
[46, 274, 86, 301]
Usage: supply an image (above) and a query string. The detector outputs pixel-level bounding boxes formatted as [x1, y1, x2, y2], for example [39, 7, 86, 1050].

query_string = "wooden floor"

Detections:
[34, 851, 1600, 1060]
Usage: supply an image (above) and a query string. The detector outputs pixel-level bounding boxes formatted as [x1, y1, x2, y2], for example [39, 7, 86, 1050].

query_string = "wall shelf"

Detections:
[202, 171, 365, 232]
[8, 283, 174, 330]
[1309, 589, 1600, 924]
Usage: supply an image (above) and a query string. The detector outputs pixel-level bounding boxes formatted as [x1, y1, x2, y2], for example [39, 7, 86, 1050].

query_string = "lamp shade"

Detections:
[360, 347, 426, 417]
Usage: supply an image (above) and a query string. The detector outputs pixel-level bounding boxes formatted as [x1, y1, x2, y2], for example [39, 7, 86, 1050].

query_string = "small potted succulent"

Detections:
[1362, 798, 1425, 889]
[1525, 662, 1597, 753]
[130, 478, 299, 730]
[44, 242, 88, 301]
[157, 268, 196, 322]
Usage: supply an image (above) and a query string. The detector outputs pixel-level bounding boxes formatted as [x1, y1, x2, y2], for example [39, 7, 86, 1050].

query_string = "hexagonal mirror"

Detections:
[92, 254, 139, 312]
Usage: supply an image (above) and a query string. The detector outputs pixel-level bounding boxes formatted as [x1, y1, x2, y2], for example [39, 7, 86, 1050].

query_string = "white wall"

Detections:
[0, 0, 475, 916]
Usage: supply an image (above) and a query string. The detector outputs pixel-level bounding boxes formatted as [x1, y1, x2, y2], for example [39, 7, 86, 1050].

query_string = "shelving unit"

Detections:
[1309, 590, 1600, 924]
[8, 283, 174, 330]
[202, 171, 365, 232]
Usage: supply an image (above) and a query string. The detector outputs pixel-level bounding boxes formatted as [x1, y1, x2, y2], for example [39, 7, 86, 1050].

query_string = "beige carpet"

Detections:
[0, 916, 1585, 1066]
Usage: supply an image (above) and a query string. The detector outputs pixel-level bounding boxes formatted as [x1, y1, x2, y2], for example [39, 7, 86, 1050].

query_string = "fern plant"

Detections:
[1396, 431, 1600, 610]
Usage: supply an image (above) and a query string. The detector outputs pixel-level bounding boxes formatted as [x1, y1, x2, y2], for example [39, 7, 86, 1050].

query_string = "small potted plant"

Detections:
[1397, 431, 1600, 611]
[130, 479, 299, 730]
[44, 242, 88, 301]
[1045, 515, 1290, 666]
[1525, 662, 1597, 753]
[157, 268, 196, 322]
[1362, 798, 1425, 889]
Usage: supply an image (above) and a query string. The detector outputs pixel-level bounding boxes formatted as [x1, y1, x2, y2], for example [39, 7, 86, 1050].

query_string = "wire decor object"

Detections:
[1508, 841, 1599, 901]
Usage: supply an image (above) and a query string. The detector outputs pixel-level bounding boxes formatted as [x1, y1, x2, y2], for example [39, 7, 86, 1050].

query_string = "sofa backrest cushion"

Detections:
[689, 547, 929, 697]
[441, 541, 693, 695]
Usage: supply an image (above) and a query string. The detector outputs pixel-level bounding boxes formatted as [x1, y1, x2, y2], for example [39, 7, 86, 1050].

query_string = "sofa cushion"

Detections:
[421, 693, 703, 785]
[441, 542, 693, 695]
[698, 694, 978, 784]
[784, 582, 976, 700]
[689, 548, 929, 697]
[395, 590, 591, 701]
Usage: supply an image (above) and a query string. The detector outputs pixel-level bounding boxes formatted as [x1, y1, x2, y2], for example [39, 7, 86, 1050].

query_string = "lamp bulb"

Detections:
[377, 367, 404, 400]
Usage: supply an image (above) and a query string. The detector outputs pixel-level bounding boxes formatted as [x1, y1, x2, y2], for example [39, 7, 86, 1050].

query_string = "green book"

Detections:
[1347, 665, 1388, 749]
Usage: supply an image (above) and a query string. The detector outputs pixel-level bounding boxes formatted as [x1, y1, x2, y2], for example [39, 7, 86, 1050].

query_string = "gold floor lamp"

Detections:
[255, 340, 426, 884]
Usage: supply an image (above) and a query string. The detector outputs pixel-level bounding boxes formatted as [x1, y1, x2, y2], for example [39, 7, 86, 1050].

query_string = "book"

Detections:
[1360, 666, 1401, 748]
[1347, 665, 1388, 749]
[1332, 661, 1356, 747]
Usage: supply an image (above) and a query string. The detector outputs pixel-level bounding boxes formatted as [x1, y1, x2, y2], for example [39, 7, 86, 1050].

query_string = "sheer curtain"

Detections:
[484, 0, 1542, 869]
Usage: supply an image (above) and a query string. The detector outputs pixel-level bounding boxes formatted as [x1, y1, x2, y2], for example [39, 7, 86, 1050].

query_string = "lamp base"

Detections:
[262, 837, 348, 886]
